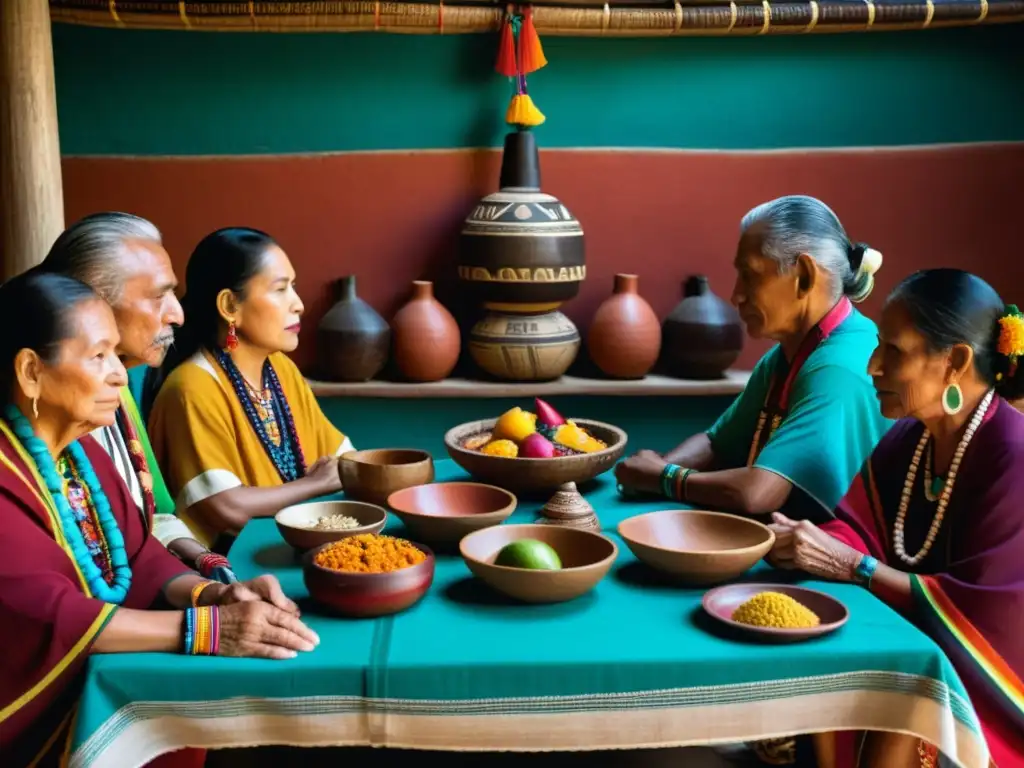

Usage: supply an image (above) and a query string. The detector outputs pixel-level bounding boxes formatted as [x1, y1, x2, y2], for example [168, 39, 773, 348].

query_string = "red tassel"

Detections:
[496, 15, 517, 77]
[518, 7, 547, 75]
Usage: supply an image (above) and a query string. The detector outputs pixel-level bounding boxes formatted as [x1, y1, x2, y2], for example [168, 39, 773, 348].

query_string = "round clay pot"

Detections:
[587, 273, 661, 379]
[468, 310, 580, 381]
[316, 275, 391, 382]
[459, 129, 586, 313]
[390, 281, 460, 382]
[661, 275, 744, 379]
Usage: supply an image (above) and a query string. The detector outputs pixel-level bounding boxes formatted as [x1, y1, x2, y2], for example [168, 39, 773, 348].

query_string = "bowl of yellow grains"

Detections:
[303, 533, 435, 617]
[702, 584, 849, 642]
[275, 500, 389, 552]
[444, 398, 627, 493]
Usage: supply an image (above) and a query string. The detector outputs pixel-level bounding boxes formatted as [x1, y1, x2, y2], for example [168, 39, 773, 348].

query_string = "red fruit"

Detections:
[534, 397, 566, 428]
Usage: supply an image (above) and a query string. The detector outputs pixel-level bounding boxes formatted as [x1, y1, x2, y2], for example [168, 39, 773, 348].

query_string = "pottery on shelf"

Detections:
[587, 273, 662, 379]
[459, 130, 585, 314]
[538, 481, 600, 532]
[390, 280, 461, 382]
[468, 310, 580, 381]
[316, 275, 391, 382]
[661, 275, 744, 380]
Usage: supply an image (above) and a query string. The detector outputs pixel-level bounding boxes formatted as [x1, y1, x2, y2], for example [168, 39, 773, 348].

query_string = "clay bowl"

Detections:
[460, 523, 617, 604]
[275, 500, 388, 552]
[303, 539, 435, 618]
[444, 418, 627, 493]
[702, 583, 850, 643]
[618, 510, 775, 585]
[339, 448, 435, 506]
[386, 482, 516, 546]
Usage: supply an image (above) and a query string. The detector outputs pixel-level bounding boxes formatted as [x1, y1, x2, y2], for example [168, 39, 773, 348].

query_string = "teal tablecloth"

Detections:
[69, 461, 988, 768]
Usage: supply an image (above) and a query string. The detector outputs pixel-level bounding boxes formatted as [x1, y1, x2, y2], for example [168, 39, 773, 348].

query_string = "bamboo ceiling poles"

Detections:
[1, 0, 65, 280]
[48, 0, 1024, 35]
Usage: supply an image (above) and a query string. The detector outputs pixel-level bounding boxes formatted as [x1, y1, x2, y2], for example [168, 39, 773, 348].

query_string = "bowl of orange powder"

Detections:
[303, 533, 435, 618]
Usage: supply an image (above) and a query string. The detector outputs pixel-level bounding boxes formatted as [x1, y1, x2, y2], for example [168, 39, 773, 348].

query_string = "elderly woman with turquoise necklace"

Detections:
[0, 271, 320, 768]
[616, 195, 893, 527]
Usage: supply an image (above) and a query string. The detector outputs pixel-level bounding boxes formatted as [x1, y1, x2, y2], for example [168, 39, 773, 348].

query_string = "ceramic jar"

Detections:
[458, 129, 586, 313]
[390, 281, 461, 382]
[468, 310, 580, 381]
[316, 275, 390, 382]
[587, 273, 661, 379]
[661, 275, 744, 379]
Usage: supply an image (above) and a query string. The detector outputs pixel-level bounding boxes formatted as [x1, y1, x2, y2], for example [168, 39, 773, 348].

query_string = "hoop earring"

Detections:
[225, 322, 239, 352]
[32, 397, 38, 419]
[942, 382, 963, 416]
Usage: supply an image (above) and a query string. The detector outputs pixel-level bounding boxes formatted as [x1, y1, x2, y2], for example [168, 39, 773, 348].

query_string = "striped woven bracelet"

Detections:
[183, 606, 220, 656]
[660, 463, 682, 498]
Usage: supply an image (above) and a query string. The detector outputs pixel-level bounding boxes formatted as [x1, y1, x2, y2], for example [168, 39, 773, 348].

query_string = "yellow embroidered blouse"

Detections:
[147, 349, 352, 547]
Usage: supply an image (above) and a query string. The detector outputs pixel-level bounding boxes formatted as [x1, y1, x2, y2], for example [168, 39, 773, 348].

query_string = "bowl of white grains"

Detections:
[275, 500, 389, 552]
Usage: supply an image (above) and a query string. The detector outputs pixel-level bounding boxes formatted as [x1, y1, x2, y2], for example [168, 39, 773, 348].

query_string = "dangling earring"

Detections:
[32, 397, 39, 419]
[225, 322, 239, 352]
[942, 382, 963, 416]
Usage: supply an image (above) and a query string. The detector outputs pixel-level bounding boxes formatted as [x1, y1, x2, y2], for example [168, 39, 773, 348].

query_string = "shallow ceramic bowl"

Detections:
[387, 482, 516, 545]
[303, 539, 435, 618]
[702, 583, 850, 643]
[340, 448, 435, 506]
[275, 500, 388, 552]
[444, 418, 627, 493]
[460, 523, 617, 603]
[618, 510, 774, 585]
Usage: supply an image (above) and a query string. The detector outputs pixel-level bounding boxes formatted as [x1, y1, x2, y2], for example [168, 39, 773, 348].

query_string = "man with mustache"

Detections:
[39, 212, 237, 581]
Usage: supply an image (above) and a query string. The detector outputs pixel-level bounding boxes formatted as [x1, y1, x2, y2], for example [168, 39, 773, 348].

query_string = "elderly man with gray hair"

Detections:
[40, 212, 237, 582]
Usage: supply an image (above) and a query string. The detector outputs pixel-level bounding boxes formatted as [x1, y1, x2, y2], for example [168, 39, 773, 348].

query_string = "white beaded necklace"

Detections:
[894, 389, 993, 566]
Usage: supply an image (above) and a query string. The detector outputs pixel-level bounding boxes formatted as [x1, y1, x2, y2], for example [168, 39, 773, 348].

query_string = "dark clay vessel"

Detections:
[661, 275, 744, 379]
[316, 275, 390, 382]
[458, 129, 585, 312]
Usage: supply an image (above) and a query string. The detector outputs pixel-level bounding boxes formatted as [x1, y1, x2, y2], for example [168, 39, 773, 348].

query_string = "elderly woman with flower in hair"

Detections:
[769, 269, 1024, 768]
[616, 195, 891, 525]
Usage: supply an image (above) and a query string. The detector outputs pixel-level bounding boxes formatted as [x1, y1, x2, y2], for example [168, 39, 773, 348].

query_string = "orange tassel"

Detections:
[496, 16, 517, 77]
[518, 7, 547, 75]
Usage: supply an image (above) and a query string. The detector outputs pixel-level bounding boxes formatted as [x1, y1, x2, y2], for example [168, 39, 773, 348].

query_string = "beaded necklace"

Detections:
[212, 348, 306, 482]
[116, 403, 156, 519]
[4, 404, 132, 603]
[746, 298, 852, 466]
[893, 389, 993, 567]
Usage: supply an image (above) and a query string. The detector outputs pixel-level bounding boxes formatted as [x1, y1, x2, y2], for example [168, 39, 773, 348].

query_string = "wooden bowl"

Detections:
[702, 583, 850, 642]
[302, 539, 435, 618]
[460, 523, 617, 603]
[444, 418, 627, 493]
[339, 448, 435, 506]
[618, 510, 775, 585]
[387, 481, 516, 545]
[275, 500, 388, 552]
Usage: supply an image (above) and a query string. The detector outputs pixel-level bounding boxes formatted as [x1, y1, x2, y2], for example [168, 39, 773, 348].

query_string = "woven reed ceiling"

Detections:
[49, 0, 1024, 36]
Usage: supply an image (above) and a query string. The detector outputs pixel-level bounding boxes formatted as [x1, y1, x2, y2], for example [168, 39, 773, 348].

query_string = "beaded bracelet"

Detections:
[195, 552, 231, 578]
[183, 606, 220, 656]
[190, 580, 218, 608]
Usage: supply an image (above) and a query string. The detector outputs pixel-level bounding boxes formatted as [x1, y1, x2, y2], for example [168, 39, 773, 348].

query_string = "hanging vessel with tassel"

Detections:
[460, 6, 583, 381]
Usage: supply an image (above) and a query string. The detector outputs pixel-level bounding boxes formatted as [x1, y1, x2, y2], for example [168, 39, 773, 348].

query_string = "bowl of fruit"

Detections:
[444, 398, 627, 493]
[459, 523, 617, 603]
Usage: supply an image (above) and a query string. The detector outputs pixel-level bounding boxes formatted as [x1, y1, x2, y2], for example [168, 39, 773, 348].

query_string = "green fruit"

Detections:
[495, 539, 562, 570]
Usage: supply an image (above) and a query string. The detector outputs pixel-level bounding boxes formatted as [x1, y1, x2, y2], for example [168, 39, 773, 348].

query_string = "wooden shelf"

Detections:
[308, 371, 750, 399]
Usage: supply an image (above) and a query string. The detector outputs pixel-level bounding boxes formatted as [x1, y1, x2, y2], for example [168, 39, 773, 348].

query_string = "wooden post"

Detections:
[0, 0, 65, 279]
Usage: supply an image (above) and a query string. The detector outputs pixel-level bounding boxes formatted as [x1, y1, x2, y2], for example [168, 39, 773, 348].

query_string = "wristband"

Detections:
[195, 552, 231, 579]
[182, 606, 220, 656]
[854, 554, 879, 587]
[661, 463, 683, 499]
[190, 580, 218, 607]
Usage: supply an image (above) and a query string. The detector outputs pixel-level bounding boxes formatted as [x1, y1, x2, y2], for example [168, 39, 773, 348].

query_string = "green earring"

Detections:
[942, 383, 963, 416]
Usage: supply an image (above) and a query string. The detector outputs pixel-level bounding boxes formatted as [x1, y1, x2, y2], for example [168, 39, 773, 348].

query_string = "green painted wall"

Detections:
[53, 24, 1024, 155]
